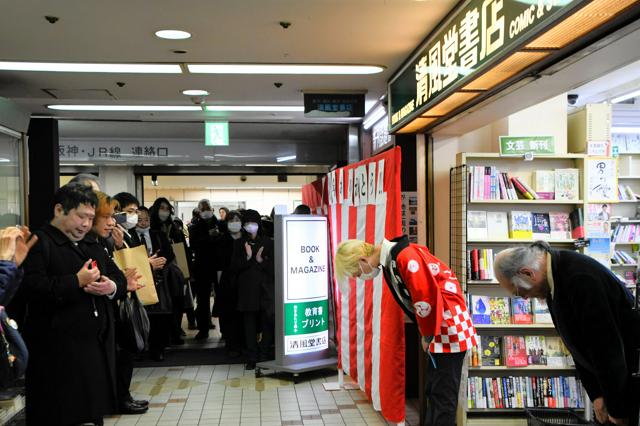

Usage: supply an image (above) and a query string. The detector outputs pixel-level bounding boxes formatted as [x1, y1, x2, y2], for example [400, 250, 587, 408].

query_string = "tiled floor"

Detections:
[104, 364, 419, 426]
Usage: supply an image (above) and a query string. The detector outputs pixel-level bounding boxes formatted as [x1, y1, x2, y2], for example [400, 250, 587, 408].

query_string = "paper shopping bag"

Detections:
[171, 242, 190, 279]
[113, 245, 158, 306]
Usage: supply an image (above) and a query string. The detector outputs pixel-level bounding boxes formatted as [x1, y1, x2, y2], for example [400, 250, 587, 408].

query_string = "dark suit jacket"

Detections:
[548, 249, 640, 418]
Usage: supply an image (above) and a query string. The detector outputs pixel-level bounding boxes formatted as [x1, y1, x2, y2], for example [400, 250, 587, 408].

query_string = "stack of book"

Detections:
[467, 376, 584, 409]
[467, 210, 577, 240]
[618, 184, 639, 201]
[470, 335, 574, 368]
[469, 296, 553, 325]
[467, 248, 496, 281]
[611, 224, 640, 243]
[611, 250, 637, 265]
[467, 167, 580, 201]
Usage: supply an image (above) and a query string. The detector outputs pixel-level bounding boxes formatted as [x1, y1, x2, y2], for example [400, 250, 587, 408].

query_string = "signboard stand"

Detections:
[256, 215, 337, 377]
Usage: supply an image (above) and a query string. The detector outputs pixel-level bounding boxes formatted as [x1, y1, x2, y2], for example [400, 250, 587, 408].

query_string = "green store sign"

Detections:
[388, 0, 582, 132]
[284, 299, 329, 336]
[499, 135, 555, 155]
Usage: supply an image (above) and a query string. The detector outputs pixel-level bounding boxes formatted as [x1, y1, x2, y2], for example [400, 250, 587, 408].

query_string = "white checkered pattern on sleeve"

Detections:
[429, 304, 478, 353]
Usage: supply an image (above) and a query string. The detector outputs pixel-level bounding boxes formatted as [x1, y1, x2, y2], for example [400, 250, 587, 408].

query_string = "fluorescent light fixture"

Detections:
[61, 163, 96, 166]
[188, 64, 384, 75]
[363, 105, 386, 130]
[0, 61, 182, 73]
[205, 105, 304, 112]
[277, 155, 297, 163]
[0, 158, 10, 163]
[611, 127, 640, 134]
[0, 124, 21, 138]
[611, 89, 640, 104]
[47, 105, 201, 111]
[182, 89, 209, 96]
[155, 30, 191, 40]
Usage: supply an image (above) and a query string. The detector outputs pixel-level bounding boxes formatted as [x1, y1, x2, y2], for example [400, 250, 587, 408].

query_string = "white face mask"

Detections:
[359, 260, 381, 280]
[200, 210, 214, 220]
[122, 213, 139, 230]
[244, 223, 259, 235]
[158, 211, 170, 221]
[228, 222, 242, 233]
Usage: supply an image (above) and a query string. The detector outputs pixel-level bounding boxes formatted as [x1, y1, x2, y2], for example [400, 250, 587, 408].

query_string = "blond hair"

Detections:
[95, 191, 119, 217]
[334, 239, 376, 280]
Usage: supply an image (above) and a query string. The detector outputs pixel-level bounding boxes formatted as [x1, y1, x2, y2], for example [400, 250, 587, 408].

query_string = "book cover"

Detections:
[509, 211, 533, 239]
[511, 297, 533, 324]
[467, 210, 488, 240]
[569, 207, 585, 239]
[533, 170, 555, 200]
[489, 297, 511, 324]
[504, 336, 528, 367]
[487, 211, 509, 240]
[532, 213, 551, 240]
[545, 337, 567, 367]
[517, 177, 539, 200]
[526, 336, 547, 365]
[549, 212, 571, 239]
[532, 298, 553, 323]
[554, 169, 580, 201]
[471, 295, 491, 324]
[511, 177, 534, 200]
[480, 336, 502, 366]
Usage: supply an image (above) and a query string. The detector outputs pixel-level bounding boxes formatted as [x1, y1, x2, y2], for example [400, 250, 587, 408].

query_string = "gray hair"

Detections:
[494, 243, 547, 287]
[69, 173, 99, 187]
[198, 199, 211, 210]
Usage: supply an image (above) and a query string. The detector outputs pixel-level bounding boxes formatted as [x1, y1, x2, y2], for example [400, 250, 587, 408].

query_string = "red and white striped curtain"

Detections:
[302, 147, 405, 423]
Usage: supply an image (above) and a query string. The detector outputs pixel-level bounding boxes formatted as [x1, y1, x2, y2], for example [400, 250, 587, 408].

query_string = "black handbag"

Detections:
[117, 292, 150, 353]
[0, 306, 27, 388]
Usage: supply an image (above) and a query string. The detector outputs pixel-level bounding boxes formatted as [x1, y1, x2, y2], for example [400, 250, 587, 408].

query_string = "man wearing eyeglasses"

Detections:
[494, 241, 640, 426]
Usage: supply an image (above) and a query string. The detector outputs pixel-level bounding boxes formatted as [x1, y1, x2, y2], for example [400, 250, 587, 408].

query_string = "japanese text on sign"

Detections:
[499, 136, 555, 155]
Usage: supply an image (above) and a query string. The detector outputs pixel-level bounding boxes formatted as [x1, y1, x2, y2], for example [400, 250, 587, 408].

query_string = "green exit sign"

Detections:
[205, 122, 229, 146]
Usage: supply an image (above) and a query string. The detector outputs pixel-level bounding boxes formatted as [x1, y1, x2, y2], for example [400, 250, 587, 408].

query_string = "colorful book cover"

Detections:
[532, 213, 551, 240]
[549, 212, 571, 239]
[467, 210, 488, 240]
[526, 336, 547, 365]
[554, 168, 580, 201]
[480, 336, 502, 366]
[471, 295, 491, 324]
[509, 211, 533, 239]
[569, 207, 585, 239]
[489, 297, 511, 325]
[532, 298, 553, 323]
[545, 337, 567, 367]
[511, 297, 533, 324]
[504, 336, 528, 367]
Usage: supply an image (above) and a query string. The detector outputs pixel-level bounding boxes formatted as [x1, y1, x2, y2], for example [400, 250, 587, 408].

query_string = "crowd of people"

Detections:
[0, 174, 305, 426]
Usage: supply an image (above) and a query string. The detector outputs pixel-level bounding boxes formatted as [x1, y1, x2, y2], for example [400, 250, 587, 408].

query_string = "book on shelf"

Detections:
[532, 298, 553, 323]
[618, 184, 639, 201]
[511, 176, 536, 200]
[504, 336, 528, 367]
[612, 224, 640, 243]
[532, 213, 551, 240]
[525, 336, 547, 365]
[467, 210, 488, 240]
[489, 297, 511, 324]
[533, 170, 555, 200]
[467, 248, 495, 280]
[554, 169, 580, 201]
[545, 337, 574, 367]
[471, 295, 491, 324]
[487, 211, 509, 240]
[467, 376, 584, 410]
[569, 207, 585, 239]
[549, 212, 571, 239]
[480, 336, 503, 366]
[511, 297, 533, 324]
[612, 250, 636, 265]
[509, 211, 533, 239]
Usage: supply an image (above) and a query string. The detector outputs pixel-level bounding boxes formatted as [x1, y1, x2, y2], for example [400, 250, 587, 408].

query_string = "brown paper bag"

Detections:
[171, 242, 190, 279]
[113, 245, 158, 306]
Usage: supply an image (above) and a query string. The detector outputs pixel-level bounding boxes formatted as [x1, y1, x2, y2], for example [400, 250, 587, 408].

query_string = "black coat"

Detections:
[229, 234, 273, 312]
[190, 217, 221, 280]
[22, 224, 127, 425]
[547, 249, 640, 419]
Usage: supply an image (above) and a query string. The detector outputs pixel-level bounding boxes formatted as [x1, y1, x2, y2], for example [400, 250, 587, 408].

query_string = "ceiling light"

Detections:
[277, 155, 297, 163]
[155, 30, 191, 40]
[0, 61, 182, 73]
[611, 127, 640, 134]
[47, 105, 202, 111]
[0, 158, 10, 163]
[363, 106, 386, 130]
[182, 89, 209, 96]
[611, 89, 640, 104]
[188, 64, 384, 75]
[205, 105, 304, 112]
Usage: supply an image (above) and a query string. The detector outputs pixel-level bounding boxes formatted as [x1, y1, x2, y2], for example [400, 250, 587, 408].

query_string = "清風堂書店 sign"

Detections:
[388, 0, 583, 133]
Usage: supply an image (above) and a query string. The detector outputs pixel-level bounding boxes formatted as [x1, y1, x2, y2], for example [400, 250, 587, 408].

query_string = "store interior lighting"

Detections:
[155, 30, 191, 40]
[48, 105, 202, 111]
[187, 64, 384, 75]
[205, 105, 304, 112]
[611, 89, 640, 104]
[276, 155, 297, 162]
[611, 127, 640, 133]
[0, 62, 182, 73]
[362, 105, 387, 130]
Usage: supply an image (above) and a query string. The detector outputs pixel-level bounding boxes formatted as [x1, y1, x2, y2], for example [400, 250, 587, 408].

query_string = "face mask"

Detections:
[359, 261, 381, 280]
[158, 211, 170, 221]
[200, 210, 214, 220]
[228, 222, 242, 233]
[244, 223, 259, 235]
[122, 213, 138, 230]
[136, 225, 150, 233]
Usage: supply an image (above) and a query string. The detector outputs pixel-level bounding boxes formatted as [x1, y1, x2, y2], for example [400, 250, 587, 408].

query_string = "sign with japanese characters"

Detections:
[304, 93, 365, 118]
[586, 157, 618, 203]
[389, 0, 581, 132]
[499, 135, 555, 156]
[281, 216, 330, 355]
[205, 121, 229, 146]
[372, 118, 393, 153]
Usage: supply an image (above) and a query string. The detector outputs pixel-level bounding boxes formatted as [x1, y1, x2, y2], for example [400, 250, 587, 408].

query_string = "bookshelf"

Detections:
[451, 153, 588, 426]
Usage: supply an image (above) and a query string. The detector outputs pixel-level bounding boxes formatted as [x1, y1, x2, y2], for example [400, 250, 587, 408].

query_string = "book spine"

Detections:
[472, 249, 479, 280]
[511, 177, 534, 200]
[517, 177, 539, 199]
[484, 167, 491, 200]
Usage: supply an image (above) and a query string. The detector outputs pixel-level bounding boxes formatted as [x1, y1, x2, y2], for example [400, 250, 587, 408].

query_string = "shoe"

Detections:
[188, 323, 197, 330]
[119, 400, 149, 415]
[245, 362, 256, 370]
[171, 337, 185, 345]
[128, 397, 149, 407]
[194, 331, 209, 340]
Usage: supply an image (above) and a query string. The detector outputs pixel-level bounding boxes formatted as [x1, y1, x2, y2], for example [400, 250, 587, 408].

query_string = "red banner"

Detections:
[303, 147, 405, 422]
